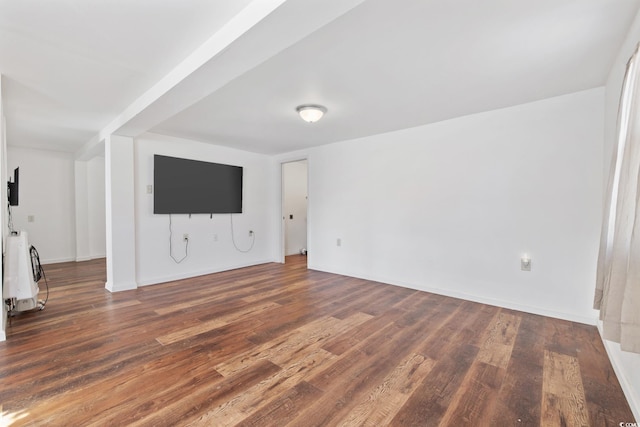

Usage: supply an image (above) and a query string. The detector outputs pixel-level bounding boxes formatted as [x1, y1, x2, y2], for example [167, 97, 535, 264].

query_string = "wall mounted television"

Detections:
[153, 155, 243, 214]
[7, 167, 19, 206]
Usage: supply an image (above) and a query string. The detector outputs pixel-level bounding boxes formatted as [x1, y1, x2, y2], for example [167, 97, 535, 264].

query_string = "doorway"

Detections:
[282, 160, 308, 264]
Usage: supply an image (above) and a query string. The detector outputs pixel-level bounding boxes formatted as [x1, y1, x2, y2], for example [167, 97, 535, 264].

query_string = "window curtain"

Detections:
[594, 43, 640, 353]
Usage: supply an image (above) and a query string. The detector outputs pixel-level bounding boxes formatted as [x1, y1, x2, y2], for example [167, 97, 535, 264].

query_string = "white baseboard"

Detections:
[105, 280, 138, 293]
[75, 254, 107, 262]
[42, 256, 77, 265]
[307, 263, 597, 325]
[597, 323, 640, 422]
[136, 258, 275, 287]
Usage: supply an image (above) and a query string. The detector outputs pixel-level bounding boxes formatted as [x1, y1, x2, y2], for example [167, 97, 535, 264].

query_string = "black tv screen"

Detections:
[8, 167, 19, 206]
[154, 155, 243, 214]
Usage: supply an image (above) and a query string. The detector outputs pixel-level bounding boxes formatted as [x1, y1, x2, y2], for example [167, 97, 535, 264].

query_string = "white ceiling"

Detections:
[0, 0, 253, 151]
[2, 0, 640, 155]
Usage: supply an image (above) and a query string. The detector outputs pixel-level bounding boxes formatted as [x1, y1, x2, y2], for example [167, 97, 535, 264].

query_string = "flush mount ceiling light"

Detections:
[296, 104, 327, 123]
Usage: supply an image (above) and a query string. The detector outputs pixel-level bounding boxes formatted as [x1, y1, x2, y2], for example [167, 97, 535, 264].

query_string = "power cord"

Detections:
[29, 245, 48, 309]
[7, 203, 15, 234]
[230, 214, 255, 253]
[169, 214, 189, 263]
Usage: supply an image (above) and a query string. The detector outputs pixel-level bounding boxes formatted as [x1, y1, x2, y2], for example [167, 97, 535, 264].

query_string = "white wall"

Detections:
[75, 156, 106, 262]
[307, 88, 603, 325]
[283, 160, 308, 255]
[134, 133, 277, 285]
[1, 77, 7, 341]
[87, 156, 106, 258]
[74, 160, 90, 261]
[7, 147, 76, 264]
[601, 8, 640, 421]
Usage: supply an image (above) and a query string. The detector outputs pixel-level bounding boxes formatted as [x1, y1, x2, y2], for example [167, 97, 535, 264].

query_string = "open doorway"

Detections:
[282, 160, 308, 265]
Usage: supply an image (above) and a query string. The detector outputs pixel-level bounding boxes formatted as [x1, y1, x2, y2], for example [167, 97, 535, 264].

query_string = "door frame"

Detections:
[279, 157, 309, 263]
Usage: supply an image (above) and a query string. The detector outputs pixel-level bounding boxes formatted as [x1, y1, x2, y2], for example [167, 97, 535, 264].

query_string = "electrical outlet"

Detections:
[146, 185, 153, 194]
[249, 230, 254, 236]
[183, 234, 189, 241]
[213, 234, 218, 242]
[337, 238, 341, 247]
[521, 256, 531, 271]
[27, 215, 35, 223]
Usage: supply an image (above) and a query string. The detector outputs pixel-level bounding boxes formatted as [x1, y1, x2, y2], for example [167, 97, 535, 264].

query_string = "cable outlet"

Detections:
[183, 234, 189, 241]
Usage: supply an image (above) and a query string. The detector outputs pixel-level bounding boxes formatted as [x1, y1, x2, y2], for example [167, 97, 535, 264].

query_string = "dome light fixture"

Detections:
[296, 104, 327, 123]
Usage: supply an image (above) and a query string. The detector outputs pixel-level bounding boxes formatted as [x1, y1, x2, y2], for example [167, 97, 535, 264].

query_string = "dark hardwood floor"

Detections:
[0, 255, 634, 426]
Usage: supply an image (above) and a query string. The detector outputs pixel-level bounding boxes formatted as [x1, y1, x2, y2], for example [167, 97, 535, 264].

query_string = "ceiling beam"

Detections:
[76, 0, 367, 159]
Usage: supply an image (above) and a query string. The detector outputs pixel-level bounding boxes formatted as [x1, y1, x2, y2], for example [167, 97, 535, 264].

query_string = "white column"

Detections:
[105, 135, 137, 292]
[74, 160, 91, 261]
[1, 77, 7, 341]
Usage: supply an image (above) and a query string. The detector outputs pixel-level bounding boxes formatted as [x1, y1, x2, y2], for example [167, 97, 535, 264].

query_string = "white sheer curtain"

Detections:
[594, 43, 640, 353]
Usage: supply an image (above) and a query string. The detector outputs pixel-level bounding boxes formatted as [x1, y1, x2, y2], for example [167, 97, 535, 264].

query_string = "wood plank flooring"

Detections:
[0, 255, 634, 426]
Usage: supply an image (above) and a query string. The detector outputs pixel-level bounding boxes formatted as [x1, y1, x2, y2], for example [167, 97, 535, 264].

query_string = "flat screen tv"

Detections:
[154, 155, 243, 214]
[8, 167, 19, 206]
